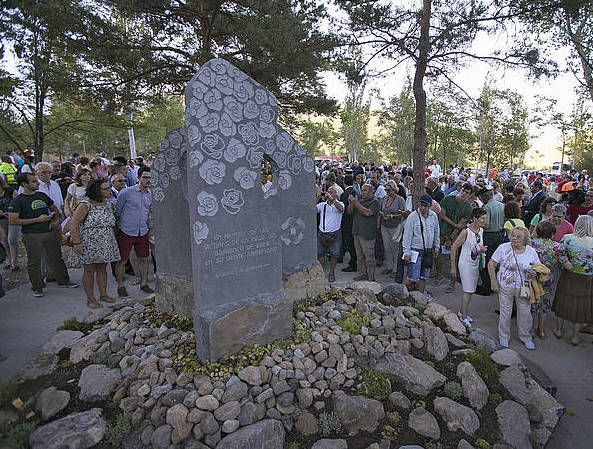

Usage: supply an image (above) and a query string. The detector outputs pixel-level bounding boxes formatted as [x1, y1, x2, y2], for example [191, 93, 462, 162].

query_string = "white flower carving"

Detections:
[201, 134, 224, 160]
[219, 112, 237, 137]
[153, 187, 165, 202]
[193, 221, 209, 245]
[198, 67, 216, 86]
[188, 150, 204, 168]
[161, 172, 170, 189]
[278, 170, 292, 190]
[280, 217, 305, 246]
[233, 167, 257, 190]
[276, 131, 294, 153]
[215, 73, 234, 95]
[223, 97, 244, 122]
[188, 98, 207, 119]
[196, 191, 219, 217]
[224, 138, 247, 163]
[234, 80, 254, 103]
[199, 159, 226, 185]
[187, 124, 202, 146]
[220, 188, 244, 215]
[169, 131, 183, 149]
[247, 146, 264, 169]
[238, 123, 259, 146]
[169, 165, 181, 181]
[203, 88, 223, 111]
[258, 122, 277, 139]
[191, 81, 209, 100]
[199, 113, 220, 134]
[244, 100, 260, 120]
[259, 105, 276, 124]
[287, 153, 302, 175]
[229, 65, 248, 82]
[302, 156, 315, 173]
[211, 60, 228, 75]
[272, 151, 286, 169]
[153, 155, 166, 172]
[254, 88, 268, 105]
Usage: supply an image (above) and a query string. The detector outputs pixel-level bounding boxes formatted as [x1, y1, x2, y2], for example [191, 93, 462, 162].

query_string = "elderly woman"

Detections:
[553, 215, 593, 345]
[379, 180, 406, 276]
[531, 220, 562, 338]
[488, 226, 540, 350]
[529, 197, 557, 235]
[64, 167, 92, 217]
[549, 203, 574, 242]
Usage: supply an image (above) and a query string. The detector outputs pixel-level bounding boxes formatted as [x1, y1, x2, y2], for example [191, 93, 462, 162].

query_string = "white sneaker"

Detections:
[461, 317, 472, 328]
[524, 341, 536, 350]
[499, 338, 509, 348]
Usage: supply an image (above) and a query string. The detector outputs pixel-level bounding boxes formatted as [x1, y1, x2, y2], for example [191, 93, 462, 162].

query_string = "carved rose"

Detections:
[152, 155, 166, 172]
[164, 147, 179, 164]
[287, 153, 302, 175]
[151, 171, 159, 186]
[169, 131, 183, 149]
[229, 65, 248, 82]
[193, 221, 209, 245]
[199, 113, 220, 134]
[188, 98, 207, 119]
[246, 146, 264, 169]
[275, 131, 294, 153]
[218, 112, 237, 137]
[302, 156, 315, 173]
[201, 134, 224, 160]
[268, 93, 278, 108]
[199, 159, 226, 185]
[259, 105, 276, 124]
[238, 123, 259, 146]
[259, 122, 277, 139]
[153, 187, 165, 202]
[224, 138, 247, 163]
[169, 165, 180, 180]
[271, 150, 286, 169]
[203, 88, 223, 111]
[191, 81, 209, 100]
[198, 67, 216, 86]
[215, 73, 234, 95]
[278, 170, 292, 190]
[234, 80, 254, 103]
[211, 60, 228, 75]
[280, 217, 305, 246]
[233, 167, 257, 190]
[187, 124, 202, 146]
[254, 88, 268, 105]
[188, 150, 204, 168]
[220, 188, 244, 215]
[160, 172, 170, 189]
[244, 100, 260, 120]
[223, 97, 243, 122]
[196, 191, 219, 217]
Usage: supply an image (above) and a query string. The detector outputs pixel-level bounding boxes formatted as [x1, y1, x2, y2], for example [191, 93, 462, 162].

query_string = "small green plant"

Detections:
[293, 319, 312, 343]
[465, 348, 499, 381]
[360, 368, 392, 401]
[286, 442, 300, 449]
[105, 413, 132, 446]
[474, 438, 491, 449]
[5, 421, 38, 449]
[293, 298, 314, 316]
[489, 393, 503, 405]
[0, 380, 18, 407]
[58, 316, 84, 331]
[425, 360, 435, 368]
[413, 400, 426, 409]
[442, 381, 464, 400]
[387, 411, 401, 425]
[380, 424, 398, 440]
[90, 350, 109, 365]
[414, 302, 427, 314]
[336, 309, 371, 335]
[318, 411, 341, 437]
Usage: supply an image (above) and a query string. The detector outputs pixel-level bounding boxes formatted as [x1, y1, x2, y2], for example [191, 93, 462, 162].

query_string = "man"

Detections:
[8, 173, 78, 297]
[429, 159, 442, 178]
[109, 173, 127, 204]
[115, 166, 153, 298]
[340, 174, 358, 272]
[370, 173, 386, 200]
[523, 180, 547, 224]
[316, 186, 344, 282]
[324, 172, 344, 198]
[478, 186, 505, 294]
[349, 183, 380, 282]
[443, 175, 457, 196]
[426, 177, 444, 203]
[402, 194, 440, 293]
[439, 183, 473, 291]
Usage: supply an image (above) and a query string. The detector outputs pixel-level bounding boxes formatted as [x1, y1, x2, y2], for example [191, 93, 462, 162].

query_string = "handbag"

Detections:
[418, 211, 433, 270]
[319, 204, 338, 247]
[512, 249, 531, 300]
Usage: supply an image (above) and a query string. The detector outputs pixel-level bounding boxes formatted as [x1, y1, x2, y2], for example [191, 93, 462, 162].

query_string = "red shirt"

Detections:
[566, 204, 593, 224]
[552, 220, 574, 242]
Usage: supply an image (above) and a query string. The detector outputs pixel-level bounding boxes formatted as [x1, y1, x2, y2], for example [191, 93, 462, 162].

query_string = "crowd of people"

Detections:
[315, 160, 593, 350]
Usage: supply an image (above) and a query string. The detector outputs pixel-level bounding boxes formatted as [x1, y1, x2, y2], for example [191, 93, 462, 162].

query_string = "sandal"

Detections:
[100, 295, 116, 303]
[87, 300, 101, 309]
[553, 329, 563, 339]
[328, 274, 336, 282]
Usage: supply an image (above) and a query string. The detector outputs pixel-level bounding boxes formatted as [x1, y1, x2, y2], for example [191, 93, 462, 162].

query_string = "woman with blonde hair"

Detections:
[553, 215, 593, 345]
[64, 167, 92, 217]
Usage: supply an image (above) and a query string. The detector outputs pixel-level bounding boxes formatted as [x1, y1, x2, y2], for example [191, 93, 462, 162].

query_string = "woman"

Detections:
[529, 197, 557, 235]
[64, 167, 92, 217]
[70, 179, 121, 308]
[566, 189, 593, 224]
[451, 208, 487, 327]
[379, 181, 406, 276]
[503, 201, 525, 241]
[403, 176, 413, 211]
[549, 203, 574, 242]
[0, 177, 20, 270]
[531, 220, 562, 338]
[488, 226, 540, 350]
[553, 215, 593, 345]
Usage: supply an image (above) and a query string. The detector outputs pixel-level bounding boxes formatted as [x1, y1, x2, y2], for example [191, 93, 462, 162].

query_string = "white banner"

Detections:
[128, 127, 137, 160]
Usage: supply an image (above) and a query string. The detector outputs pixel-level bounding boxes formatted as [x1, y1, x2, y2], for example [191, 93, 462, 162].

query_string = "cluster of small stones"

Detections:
[19, 283, 563, 449]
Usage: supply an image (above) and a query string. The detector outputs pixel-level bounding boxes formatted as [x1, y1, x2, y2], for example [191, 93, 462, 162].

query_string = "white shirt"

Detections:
[316, 201, 344, 233]
[429, 164, 442, 177]
[491, 243, 540, 289]
[374, 185, 387, 200]
[18, 179, 64, 211]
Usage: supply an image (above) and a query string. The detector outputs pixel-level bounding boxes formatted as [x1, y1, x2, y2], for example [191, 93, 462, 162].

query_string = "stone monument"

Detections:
[152, 58, 325, 361]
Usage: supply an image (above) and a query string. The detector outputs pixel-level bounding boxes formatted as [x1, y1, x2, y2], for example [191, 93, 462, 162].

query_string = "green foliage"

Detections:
[141, 304, 193, 332]
[4, 421, 39, 449]
[413, 302, 427, 315]
[489, 393, 503, 405]
[465, 348, 499, 381]
[58, 316, 84, 332]
[475, 438, 491, 449]
[442, 381, 464, 401]
[380, 424, 398, 441]
[0, 381, 18, 407]
[318, 411, 341, 437]
[105, 414, 132, 446]
[90, 350, 109, 366]
[336, 310, 371, 335]
[413, 400, 427, 409]
[286, 443, 300, 449]
[386, 411, 401, 425]
[293, 320, 312, 343]
[425, 360, 435, 368]
[360, 368, 392, 401]
[293, 298, 314, 316]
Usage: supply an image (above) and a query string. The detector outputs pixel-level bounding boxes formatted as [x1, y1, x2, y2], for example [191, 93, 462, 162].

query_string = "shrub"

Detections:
[442, 381, 464, 400]
[386, 411, 401, 425]
[286, 443, 300, 449]
[58, 316, 84, 331]
[475, 438, 491, 449]
[413, 400, 427, 409]
[414, 302, 427, 314]
[90, 350, 109, 365]
[5, 421, 38, 449]
[105, 414, 132, 446]
[360, 368, 392, 401]
[0, 381, 18, 407]
[465, 348, 499, 381]
[380, 424, 398, 440]
[489, 393, 503, 405]
[318, 411, 341, 437]
[293, 319, 312, 343]
[336, 310, 371, 335]
[293, 298, 314, 316]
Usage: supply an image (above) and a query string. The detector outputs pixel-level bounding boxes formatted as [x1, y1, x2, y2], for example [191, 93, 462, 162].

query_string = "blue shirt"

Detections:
[126, 169, 138, 187]
[115, 185, 152, 236]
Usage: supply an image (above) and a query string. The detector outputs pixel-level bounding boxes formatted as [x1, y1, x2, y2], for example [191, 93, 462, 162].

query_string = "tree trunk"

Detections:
[412, 0, 432, 207]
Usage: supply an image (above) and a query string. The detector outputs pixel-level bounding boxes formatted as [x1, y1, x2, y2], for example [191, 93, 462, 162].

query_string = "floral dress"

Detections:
[530, 238, 561, 313]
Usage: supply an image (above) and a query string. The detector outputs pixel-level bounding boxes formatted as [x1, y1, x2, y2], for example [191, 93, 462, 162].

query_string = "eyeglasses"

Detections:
[113, 180, 125, 183]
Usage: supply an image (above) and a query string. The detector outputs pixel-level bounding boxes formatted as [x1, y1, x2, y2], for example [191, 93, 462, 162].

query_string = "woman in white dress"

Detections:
[64, 167, 92, 217]
[450, 208, 487, 327]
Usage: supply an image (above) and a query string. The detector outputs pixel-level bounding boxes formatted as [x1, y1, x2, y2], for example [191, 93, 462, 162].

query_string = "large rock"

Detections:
[496, 400, 532, 449]
[295, 411, 318, 436]
[333, 391, 385, 435]
[456, 362, 489, 410]
[424, 302, 448, 321]
[408, 408, 440, 440]
[499, 365, 564, 433]
[349, 281, 383, 295]
[36, 387, 70, 421]
[41, 330, 84, 353]
[216, 419, 285, 449]
[18, 353, 58, 381]
[29, 408, 106, 449]
[78, 364, 121, 402]
[433, 397, 479, 436]
[468, 329, 498, 351]
[424, 325, 448, 362]
[490, 348, 521, 366]
[443, 312, 467, 336]
[70, 328, 109, 363]
[372, 352, 446, 396]
[311, 440, 348, 449]
[382, 283, 409, 301]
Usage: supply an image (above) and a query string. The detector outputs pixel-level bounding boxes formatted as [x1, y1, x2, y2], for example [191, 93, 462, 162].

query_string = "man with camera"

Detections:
[316, 186, 344, 283]
[402, 194, 440, 293]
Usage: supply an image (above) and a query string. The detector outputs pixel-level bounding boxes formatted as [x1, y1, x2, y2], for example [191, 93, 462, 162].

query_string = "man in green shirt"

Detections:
[348, 183, 380, 281]
[439, 182, 473, 292]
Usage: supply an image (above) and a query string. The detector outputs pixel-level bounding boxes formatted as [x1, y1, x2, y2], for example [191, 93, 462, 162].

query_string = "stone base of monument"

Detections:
[195, 293, 293, 362]
[155, 274, 194, 318]
[283, 261, 327, 302]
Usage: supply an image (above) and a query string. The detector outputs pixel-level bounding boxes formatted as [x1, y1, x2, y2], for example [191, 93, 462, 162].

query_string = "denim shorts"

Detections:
[406, 248, 432, 281]
[317, 230, 342, 258]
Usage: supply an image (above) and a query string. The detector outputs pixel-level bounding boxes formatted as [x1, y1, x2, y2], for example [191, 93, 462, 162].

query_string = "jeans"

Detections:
[498, 286, 533, 343]
[23, 231, 69, 290]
